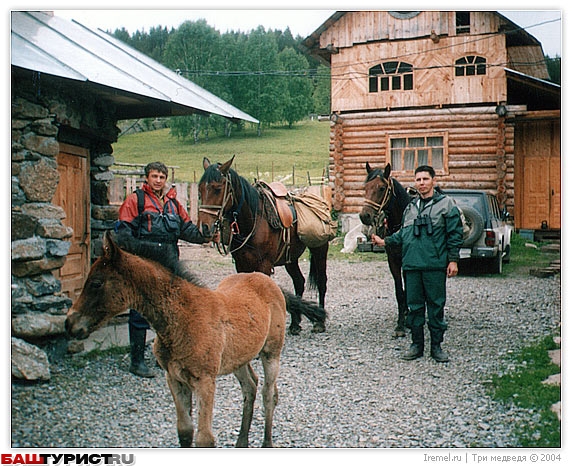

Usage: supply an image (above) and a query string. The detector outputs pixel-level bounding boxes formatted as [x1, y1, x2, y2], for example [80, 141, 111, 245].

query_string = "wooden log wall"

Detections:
[329, 106, 518, 215]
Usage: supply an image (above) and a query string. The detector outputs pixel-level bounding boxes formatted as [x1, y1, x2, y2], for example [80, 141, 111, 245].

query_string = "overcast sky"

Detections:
[50, 6, 562, 57]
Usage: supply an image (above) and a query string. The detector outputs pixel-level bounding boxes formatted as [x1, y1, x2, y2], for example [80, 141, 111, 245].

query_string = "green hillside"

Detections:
[111, 120, 330, 185]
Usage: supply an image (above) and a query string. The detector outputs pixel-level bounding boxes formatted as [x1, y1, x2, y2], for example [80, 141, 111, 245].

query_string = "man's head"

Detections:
[144, 161, 168, 178]
[144, 162, 169, 193]
[414, 165, 436, 199]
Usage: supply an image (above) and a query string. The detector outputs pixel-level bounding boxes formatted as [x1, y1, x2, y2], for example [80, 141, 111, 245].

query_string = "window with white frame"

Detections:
[389, 134, 447, 173]
[455, 55, 487, 76]
[369, 61, 413, 93]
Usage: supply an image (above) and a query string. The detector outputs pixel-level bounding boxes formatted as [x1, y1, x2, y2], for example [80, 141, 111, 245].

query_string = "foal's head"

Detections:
[65, 232, 138, 340]
[359, 162, 393, 227]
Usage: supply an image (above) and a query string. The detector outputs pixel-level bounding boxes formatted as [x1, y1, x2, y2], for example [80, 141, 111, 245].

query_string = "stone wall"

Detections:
[11, 76, 120, 381]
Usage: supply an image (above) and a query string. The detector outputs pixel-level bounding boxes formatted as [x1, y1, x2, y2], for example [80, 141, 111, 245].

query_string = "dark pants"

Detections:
[129, 309, 150, 330]
[404, 270, 448, 341]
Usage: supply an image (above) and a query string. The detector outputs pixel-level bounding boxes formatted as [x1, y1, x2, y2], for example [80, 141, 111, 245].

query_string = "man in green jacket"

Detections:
[372, 165, 464, 362]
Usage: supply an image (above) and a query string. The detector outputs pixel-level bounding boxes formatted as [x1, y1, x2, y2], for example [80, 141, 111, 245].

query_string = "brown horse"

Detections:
[65, 231, 286, 448]
[197, 156, 328, 335]
[359, 163, 412, 337]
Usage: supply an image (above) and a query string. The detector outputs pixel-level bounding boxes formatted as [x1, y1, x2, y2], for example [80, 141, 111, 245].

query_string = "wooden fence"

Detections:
[109, 162, 331, 223]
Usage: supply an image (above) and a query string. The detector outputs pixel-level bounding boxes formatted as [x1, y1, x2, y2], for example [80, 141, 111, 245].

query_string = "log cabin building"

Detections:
[303, 11, 560, 237]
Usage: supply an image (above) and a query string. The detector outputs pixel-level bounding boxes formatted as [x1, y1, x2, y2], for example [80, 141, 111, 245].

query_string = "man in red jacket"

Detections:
[116, 161, 209, 377]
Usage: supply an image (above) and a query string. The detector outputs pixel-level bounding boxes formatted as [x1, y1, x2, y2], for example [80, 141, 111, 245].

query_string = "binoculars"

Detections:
[413, 215, 433, 236]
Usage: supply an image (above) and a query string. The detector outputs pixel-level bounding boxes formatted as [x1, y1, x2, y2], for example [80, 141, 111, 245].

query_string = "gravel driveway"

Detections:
[11, 243, 561, 449]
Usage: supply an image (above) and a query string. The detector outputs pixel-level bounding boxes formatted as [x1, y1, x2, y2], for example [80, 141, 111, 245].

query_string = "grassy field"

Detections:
[112, 120, 331, 184]
[487, 335, 561, 447]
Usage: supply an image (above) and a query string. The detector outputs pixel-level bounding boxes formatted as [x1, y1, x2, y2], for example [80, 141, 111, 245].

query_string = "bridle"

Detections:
[198, 170, 257, 255]
[363, 175, 395, 236]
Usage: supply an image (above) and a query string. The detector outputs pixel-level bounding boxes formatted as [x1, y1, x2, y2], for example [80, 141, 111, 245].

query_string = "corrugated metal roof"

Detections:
[11, 11, 258, 123]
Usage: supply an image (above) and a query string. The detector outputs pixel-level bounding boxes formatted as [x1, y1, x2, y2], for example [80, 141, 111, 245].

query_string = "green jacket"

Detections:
[385, 192, 464, 271]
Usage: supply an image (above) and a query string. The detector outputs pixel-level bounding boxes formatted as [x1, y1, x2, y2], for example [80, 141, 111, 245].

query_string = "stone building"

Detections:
[11, 11, 257, 381]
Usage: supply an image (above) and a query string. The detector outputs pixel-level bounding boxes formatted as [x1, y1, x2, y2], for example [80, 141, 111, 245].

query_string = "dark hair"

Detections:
[415, 165, 435, 178]
[144, 161, 168, 177]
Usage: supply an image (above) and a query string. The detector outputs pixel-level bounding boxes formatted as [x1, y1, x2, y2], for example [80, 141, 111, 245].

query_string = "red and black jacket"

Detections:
[117, 182, 205, 245]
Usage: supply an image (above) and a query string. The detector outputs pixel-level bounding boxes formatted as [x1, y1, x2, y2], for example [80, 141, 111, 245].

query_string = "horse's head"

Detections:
[359, 163, 394, 230]
[65, 232, 134, 340]
[198, 156, 236, 239]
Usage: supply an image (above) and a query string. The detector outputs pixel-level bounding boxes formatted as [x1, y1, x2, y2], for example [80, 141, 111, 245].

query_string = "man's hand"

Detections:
[447, 261, 458, 277]
[371, 234, 385, 247]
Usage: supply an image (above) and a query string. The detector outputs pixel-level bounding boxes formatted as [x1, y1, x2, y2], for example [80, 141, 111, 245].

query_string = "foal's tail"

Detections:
[281, 290, 327, 325]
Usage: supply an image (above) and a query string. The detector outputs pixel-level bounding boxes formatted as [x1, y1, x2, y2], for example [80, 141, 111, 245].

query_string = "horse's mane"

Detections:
[114, 232, 204, 287]
[200, 163, 261, 214]
[391, 177, 412, 211]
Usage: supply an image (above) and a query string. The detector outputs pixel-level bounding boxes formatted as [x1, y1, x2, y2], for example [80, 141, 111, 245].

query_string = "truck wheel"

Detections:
[461, 207, 484, 246]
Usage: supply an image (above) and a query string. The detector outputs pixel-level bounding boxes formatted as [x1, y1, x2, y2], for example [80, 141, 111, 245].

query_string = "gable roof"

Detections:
[11, 11, 259, 123]
[302, 10, 547, 66]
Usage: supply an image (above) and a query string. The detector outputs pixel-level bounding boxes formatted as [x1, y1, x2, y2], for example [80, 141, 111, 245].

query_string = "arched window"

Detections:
[369, 61, 413, 93]
[455, 56, 487, 76]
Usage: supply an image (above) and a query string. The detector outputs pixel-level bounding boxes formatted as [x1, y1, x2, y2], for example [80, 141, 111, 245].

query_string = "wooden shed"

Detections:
[11, 11, 257, 379]
[303, 11, 560, 236]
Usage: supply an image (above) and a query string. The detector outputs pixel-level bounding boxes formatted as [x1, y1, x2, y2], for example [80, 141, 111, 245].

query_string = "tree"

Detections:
[278, 47, 313, 127]
[163, 20, 229, 141]
[545, 55, 561, 85]
[233, 26, 284, 127]
[312, 64, 331, 115]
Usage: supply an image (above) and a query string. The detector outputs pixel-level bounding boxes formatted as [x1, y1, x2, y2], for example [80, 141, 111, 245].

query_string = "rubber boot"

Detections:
[402, 326, 424, 360]
[430, 329, 449, 363]
[430, 344, 449, 363]
[129, 325, 155, 378]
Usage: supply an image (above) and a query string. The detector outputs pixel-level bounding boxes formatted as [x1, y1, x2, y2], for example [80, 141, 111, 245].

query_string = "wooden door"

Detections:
[515, 120, 561, 230]
[52, 143, 90, 301]
[549, 127, 561, 228]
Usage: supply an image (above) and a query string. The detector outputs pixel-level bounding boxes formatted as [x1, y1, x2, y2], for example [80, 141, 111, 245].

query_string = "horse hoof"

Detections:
[311, 323, 326, 333]
[289, 327, 302, 336]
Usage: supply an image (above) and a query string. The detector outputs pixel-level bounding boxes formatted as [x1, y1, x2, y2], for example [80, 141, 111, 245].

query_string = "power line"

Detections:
[177, 58, 554, 81]
[175, 17, 559, 82]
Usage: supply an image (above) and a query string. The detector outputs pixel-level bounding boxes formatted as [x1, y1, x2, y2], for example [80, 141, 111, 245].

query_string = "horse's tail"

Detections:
[281, 290, 326, 325]
[308, 254, 319, 291]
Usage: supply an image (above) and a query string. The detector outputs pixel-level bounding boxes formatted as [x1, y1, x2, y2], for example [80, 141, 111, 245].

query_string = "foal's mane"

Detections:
[200, 163, 261, 215]
[115, 234, 203, 287]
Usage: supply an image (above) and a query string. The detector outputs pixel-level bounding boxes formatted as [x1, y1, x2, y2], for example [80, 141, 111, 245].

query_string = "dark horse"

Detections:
[198, 157, 328, 335]
[66, 232, 288, 447]
[359, 163, 412, 337]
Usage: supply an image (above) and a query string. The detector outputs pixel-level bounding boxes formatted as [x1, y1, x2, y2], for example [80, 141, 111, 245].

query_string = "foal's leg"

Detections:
[233, 363, 259, 448]
[194, 376, 217, 447]
[165, 371, 194, 447]
[285, 261, 305, 334]
[260, 352, 280, 448]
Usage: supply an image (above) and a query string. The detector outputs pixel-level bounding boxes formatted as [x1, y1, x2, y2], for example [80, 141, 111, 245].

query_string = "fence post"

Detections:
[188, 183, 199, 223]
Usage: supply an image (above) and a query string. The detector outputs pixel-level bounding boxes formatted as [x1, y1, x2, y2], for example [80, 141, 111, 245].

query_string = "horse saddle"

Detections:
[256, 181, 295, 229]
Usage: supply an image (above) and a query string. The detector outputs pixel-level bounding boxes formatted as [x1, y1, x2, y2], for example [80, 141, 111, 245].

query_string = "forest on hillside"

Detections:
[111, 19, 561, 141]
[112, 21, 330, 140]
